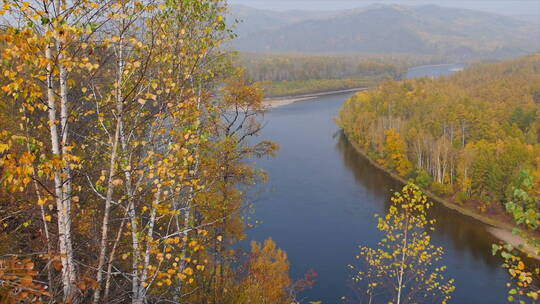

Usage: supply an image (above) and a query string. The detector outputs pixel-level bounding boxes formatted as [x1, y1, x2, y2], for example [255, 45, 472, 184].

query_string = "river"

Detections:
[245, 63, 509, 304]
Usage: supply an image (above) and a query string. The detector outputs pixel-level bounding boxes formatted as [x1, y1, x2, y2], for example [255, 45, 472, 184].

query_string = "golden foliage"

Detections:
[351, 183, 455, 304]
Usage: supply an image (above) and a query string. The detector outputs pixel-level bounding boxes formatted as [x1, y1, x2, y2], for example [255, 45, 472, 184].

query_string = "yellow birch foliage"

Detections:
[384, 129, 412, 177]
[493, 170, 540, 303]
[351, 183, 455, 304]
[0, 0, 283, 303]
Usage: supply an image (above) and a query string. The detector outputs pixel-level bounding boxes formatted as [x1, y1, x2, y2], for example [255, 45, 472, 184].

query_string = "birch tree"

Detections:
[0, 1, 110, 300]
[351, 184, 455, 304]
[1, 0, 284, 303]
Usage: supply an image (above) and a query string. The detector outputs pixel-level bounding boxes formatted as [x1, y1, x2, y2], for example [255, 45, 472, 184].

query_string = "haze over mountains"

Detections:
[230, 4, 540, 59]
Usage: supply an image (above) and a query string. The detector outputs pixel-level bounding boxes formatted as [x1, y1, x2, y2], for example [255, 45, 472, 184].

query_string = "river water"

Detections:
[245, 63, 509, 304]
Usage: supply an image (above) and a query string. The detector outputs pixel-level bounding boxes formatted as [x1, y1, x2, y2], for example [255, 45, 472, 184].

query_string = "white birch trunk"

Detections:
[133, 190, 160, 304]
[93, 25, 125, 304]
[396, 215, 410, 304]
[45, 4, 76, 297]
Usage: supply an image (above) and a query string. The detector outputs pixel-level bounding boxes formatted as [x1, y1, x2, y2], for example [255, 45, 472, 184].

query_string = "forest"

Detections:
[238, 53, 445, 97]
[338, 55, 540, 303]
[338, 55, 540, 212]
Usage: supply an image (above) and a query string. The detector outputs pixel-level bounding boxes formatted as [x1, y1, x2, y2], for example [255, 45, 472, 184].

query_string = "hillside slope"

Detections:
[232, 4, 540, 59]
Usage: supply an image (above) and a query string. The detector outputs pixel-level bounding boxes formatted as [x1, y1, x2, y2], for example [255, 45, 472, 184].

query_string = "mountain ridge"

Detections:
[230, 4, 540, 59]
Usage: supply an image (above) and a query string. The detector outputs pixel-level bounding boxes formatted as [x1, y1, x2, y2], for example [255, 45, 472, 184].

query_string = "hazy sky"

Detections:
[229, 0, 540, 16]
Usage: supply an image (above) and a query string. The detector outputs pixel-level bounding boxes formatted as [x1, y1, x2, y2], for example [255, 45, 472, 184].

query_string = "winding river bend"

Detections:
[246, 63, 510, 303]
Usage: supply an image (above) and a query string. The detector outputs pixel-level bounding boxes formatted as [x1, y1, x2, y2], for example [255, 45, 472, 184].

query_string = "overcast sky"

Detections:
[229, 0, 540, 17]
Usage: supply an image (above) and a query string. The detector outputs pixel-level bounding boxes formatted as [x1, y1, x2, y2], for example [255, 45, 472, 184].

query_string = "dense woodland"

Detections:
[339, 55, 540, 303]
[239, 53, 445, 97]
[339, 55, 540, 209]
[0, 0, 308, 303]
[0, 0, 538, 303]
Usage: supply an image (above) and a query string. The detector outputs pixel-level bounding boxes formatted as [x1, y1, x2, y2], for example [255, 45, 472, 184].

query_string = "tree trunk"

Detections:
[93, 25, 125, 304]
[396, 214, 410, 304]
[57, 22, 77, 301]
[133, 190, 160, 304]
[46, 6, 77, 298]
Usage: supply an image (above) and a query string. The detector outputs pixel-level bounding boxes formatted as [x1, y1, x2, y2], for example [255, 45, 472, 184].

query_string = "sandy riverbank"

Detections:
[489, 227, 539, 259]
[263, 87, 367, 108]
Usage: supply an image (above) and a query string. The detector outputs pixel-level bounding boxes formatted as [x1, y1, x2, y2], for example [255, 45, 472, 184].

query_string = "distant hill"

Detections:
[228, 5, 335, 38]
[230, 4, 540, 59]
[511, 14, 540, 24]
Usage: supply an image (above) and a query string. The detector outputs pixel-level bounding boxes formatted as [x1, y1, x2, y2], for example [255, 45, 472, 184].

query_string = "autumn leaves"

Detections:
[340, 56, 540, 303]
[350, 184, 455, 304]
[0, 0, 282, 303]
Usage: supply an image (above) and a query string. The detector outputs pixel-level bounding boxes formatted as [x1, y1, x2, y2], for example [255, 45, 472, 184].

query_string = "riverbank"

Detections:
[341, 130, 539, 259]
[264, 87, 367, 108]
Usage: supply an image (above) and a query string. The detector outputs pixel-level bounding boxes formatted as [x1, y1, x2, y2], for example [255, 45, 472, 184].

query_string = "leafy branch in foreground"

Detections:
[493, 170, 540, 303]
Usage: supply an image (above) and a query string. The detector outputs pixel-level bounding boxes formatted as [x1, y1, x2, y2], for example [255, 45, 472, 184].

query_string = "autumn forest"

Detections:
[0, 0, 539, 303]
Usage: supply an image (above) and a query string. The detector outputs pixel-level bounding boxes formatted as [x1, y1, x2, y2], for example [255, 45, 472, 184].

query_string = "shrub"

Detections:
[430, 182, 453, 197]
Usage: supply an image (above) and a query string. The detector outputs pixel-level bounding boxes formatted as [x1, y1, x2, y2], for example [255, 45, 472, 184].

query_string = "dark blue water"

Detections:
[245, 65, 509, 304]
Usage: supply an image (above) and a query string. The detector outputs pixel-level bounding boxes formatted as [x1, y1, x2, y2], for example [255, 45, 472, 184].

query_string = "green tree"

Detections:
[494, 170, 540, 303]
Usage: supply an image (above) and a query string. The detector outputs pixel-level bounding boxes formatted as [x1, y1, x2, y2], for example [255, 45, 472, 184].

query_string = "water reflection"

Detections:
[336, 133, 503, 265]
[246, 65, 512, 303]
[336, 132, 508, 303]
[335, 132, 401, 201]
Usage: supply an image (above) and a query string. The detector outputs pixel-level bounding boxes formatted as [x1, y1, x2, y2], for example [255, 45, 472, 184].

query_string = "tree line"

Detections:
[238, 53, 447, 97]
[0, 0, 537, 302]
